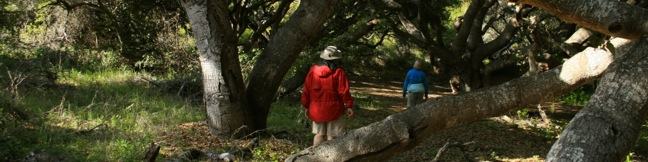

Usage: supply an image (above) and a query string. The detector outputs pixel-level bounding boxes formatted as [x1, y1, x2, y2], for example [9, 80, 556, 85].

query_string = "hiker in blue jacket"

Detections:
[403, 60, 428, 108]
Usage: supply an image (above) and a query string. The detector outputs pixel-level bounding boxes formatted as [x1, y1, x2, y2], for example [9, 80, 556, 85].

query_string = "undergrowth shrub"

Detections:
[560, 86, 594, 106]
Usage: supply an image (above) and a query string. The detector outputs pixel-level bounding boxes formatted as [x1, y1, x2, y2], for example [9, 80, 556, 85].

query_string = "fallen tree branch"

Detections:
[286, 47, 614, 161]
[432, 141, 452, 162]
[431, 140, 475, 162]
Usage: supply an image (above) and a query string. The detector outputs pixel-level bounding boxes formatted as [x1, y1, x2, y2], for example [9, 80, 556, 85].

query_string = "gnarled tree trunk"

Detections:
[245, 0, 339, 130]
[513, 0, 648, 160]
[182, 0, 250, 137]
[547, 38, 648, 161]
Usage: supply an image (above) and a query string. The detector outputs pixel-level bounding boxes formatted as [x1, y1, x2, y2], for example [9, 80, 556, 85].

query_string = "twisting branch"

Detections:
[452, 0, 485, 53]
[338, 19, 382, 45]
[481, 13, 505, 33]
[467, 0, 496, 50]
[397, 12, 426, 43]
[514, 0, 648, 39]
[249, 0, 294, 46]
[370, 29, 389, 48]
[472, 22, 518, 65]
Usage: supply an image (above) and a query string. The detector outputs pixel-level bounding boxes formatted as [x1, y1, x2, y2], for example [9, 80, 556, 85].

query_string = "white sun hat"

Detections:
[320, 46, 342, 60]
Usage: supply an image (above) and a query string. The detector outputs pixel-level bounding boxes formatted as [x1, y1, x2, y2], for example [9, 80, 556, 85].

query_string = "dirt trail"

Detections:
[350, 79, 452, 111]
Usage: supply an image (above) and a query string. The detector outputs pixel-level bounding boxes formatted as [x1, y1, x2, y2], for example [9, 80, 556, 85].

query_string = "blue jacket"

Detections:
[403, 68, 428, 95]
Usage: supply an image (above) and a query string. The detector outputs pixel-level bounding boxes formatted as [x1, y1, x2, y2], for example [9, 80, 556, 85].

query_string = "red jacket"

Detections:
[301, 64, 353, 123]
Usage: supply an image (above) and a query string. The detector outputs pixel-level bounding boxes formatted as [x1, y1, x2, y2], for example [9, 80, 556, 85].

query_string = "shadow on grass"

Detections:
[1, 71, 203, 161]
[1, 119, 137, 161]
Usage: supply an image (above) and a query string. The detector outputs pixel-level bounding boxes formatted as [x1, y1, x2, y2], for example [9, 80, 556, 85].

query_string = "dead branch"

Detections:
[76, 123, 107, 135]
[431, 140, 476, 162]
[7, 70, 27, 100]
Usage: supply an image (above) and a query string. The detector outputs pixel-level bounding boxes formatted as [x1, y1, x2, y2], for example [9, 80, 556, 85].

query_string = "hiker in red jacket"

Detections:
[301, 46, 354, 146]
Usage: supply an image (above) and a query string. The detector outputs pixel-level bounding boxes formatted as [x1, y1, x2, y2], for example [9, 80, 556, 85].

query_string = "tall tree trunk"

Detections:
[286, 47, 614, 161]
[245, 0, 339, 130]
[547, 38, 648, 161]
[182, 0, 250, 137]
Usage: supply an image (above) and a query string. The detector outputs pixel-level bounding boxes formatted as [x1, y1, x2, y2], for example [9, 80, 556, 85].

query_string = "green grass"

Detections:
[0, 69, 203, 161]
[635, 123, 648, 159]
[560, 87, 592, 106]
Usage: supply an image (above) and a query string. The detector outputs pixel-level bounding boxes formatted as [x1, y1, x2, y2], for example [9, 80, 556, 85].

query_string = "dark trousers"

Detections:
[406, 92, 424, 108]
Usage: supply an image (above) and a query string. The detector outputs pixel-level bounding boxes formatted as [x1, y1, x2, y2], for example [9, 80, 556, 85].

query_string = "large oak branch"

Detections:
[286, 47, 614, 161]
[515, 0, 648, 39]
[452, 0, 485, 52]
[472, 23, 518, 65]
[245, 0, 338, 129]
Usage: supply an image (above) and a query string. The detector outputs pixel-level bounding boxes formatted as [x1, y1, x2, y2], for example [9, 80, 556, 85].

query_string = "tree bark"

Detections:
[397, 12, 426, 42]
[182, 0, 250, 137]
[547, 38, 648, 161]
[466, 0, 494, 50]
[472, 23, 518, 66]
[452, 0, 484, 53]
[245, 0, 339, 129]
[515, 0, 648, 39]
[286, 47, 614, 161]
